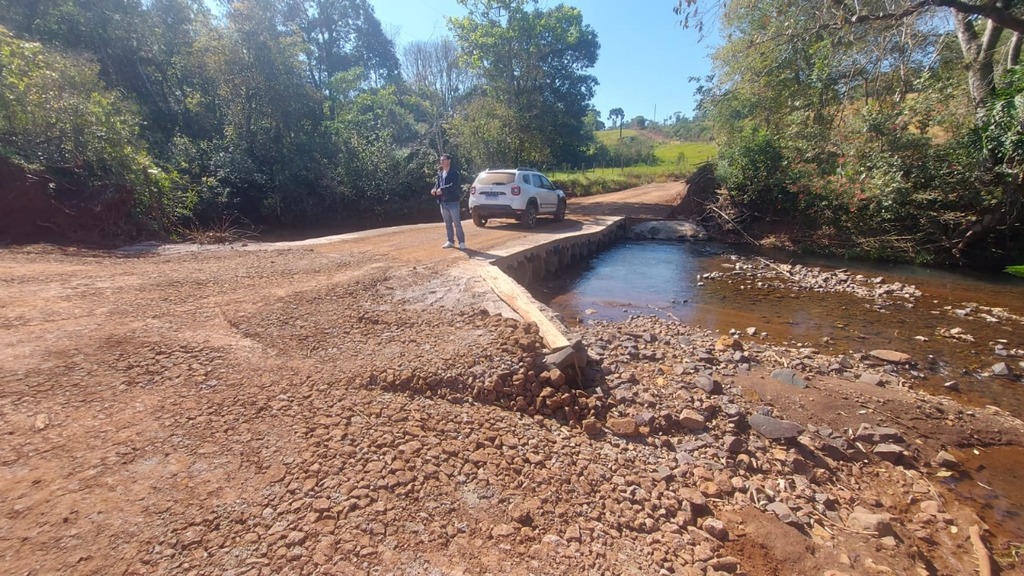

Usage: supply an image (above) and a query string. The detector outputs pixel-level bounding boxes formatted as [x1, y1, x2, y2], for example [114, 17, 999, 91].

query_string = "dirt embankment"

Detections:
[1, 182, 1022, 576]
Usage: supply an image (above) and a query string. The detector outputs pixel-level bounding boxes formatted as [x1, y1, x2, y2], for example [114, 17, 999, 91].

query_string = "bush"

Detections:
[0, 26, 191, 233]
[717, 127, 796, 217]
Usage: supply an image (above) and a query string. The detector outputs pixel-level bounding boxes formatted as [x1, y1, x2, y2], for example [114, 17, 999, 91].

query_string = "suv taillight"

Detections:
[511, 185, 521, 196]
[470, 185, 476, 195]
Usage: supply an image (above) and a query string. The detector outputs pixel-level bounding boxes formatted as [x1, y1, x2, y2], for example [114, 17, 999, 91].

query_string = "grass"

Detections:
[548, 131, 717, 197]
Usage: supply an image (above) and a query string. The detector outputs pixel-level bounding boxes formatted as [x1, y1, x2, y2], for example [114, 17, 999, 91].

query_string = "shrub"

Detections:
[0, 26, 191, 232]
[717, 127, 796, 218]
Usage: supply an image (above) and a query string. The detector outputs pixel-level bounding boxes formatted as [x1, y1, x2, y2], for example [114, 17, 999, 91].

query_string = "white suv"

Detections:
[468, 168, 567, 228]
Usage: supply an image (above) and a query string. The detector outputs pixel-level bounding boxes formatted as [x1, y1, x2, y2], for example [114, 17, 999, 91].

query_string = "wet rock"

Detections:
[992, 362, 1012, 377]
[629, 220, 708, 240]
[932, 450, 960, 469]
[769, 369, 807, 389]
[937, 327, 974, 342]
[869, 350, 912, 364]
[748, 414, 804, 440]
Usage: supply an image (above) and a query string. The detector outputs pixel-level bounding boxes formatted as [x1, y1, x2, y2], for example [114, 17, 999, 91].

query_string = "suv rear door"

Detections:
[534, 173, 558, 212]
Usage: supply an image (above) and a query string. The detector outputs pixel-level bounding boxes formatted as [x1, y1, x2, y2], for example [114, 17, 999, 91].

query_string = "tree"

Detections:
[402, 38, 477, 153]
[676, 0, 1023, 265]
[283, 0, 400, 96]
[449, 0, 600, 168]
[0, 26, 190, 230]
[629, 115, 648, 130]
[584, 107, 605, 131]
[674, 0, 1022, 111]
[609, 107, 625, 136]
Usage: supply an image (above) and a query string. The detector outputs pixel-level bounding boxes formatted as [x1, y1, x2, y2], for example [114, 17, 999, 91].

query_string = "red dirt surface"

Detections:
[2, 181, 1022, 576]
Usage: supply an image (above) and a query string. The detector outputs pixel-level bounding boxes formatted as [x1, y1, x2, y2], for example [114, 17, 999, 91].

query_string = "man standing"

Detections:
[431, 153, 466, 250]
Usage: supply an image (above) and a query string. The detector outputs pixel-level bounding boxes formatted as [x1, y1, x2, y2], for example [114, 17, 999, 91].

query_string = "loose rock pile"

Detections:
[357, 305, 1019, 575]
[699, 258, 922, 307]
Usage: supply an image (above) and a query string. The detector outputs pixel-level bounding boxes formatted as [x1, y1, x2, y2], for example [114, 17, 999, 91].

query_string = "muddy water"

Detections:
[533, 239, 1024, 539]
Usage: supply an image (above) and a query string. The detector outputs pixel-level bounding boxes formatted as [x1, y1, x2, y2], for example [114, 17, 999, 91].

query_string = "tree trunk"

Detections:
[1010, 33, 1022, 67]
[954, 11, 1003, 114]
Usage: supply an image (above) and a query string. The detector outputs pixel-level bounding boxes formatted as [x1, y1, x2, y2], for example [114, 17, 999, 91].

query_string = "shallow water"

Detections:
[533, 239, 1024, 540]
[535, 240, 1024, 417]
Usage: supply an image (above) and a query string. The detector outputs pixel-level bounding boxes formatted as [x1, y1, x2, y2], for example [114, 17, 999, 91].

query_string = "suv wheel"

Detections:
[520, 202, 538, 229]
[472, 210, 488, 227]
[553, 198, 566, 222]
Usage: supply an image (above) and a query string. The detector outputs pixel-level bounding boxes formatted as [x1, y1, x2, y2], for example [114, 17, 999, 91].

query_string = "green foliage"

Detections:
[449, 0, 599, 168]
[694, 0, 1024, 267]
[981, 66, 1024, 174]
[554, 136, 715, 178]
[0, 26, 191, 230]
[285, 0, 401, 90]
[449, 95, 546, 172]
[1006, 265, 1024, 278]
[718, 127, 796, 217]
[610, 135, 657, 167]
[552, 172, 654, 197]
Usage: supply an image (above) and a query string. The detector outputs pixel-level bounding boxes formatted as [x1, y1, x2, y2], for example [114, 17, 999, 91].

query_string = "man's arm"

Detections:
[441, 169, 460, 190]
[439, 169, 459, 191]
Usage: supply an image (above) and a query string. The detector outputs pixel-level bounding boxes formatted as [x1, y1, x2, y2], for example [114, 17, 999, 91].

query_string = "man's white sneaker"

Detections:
[442, 242, 454, 248]
[458, 242, 467, 250]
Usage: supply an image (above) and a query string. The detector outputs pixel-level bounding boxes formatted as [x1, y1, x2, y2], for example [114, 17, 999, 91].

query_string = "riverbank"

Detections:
[1, 183, 1022, 575]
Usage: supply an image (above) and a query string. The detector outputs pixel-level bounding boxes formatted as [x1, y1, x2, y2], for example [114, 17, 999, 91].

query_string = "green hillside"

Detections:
[549, 130, 717, 196]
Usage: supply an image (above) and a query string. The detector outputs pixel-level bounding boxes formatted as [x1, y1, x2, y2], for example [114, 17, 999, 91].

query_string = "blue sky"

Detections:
[370, 0, 713, 122]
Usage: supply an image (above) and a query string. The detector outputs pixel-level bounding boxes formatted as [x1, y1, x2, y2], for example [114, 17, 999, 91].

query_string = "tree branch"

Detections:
[932, 0, 1024, 35]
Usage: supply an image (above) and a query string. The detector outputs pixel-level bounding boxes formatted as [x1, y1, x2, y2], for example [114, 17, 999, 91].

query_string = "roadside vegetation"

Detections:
[674, 0, 1024, 270]
[0, 0, 606, 241]
[1, 0, 1021, 271]
[550, 130, 716, 197]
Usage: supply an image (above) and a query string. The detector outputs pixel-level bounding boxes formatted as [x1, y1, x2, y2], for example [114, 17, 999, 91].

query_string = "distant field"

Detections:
[548, 131, 717, 197]
[551, 131, 716, 180]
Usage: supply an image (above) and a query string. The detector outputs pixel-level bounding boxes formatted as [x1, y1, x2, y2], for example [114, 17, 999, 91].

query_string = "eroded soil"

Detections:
[2, 183, 1022, 576]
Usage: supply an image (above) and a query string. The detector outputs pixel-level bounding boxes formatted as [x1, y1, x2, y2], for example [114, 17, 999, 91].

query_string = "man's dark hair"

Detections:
[440, 154, 451, 161]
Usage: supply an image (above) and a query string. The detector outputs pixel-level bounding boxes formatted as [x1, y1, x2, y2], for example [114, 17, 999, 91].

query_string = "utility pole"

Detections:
[653, 104, 657, 125]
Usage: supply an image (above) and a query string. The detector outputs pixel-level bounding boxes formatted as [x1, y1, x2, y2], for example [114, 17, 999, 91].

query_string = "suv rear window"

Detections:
[475, 171, 516, 185]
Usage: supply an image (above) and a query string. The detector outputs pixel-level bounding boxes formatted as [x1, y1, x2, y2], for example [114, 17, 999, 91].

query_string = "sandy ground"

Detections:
[2, 182, 1022, 576]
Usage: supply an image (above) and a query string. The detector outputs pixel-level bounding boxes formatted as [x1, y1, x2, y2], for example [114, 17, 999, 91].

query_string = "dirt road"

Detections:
[2, 181, 1021, 576]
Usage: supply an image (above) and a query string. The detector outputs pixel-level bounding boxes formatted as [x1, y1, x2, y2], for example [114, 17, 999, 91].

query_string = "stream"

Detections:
[532, 239, 1024, 541]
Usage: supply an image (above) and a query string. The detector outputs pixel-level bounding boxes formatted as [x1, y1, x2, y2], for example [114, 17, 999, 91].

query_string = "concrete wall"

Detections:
[491, 219, 628, 286]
